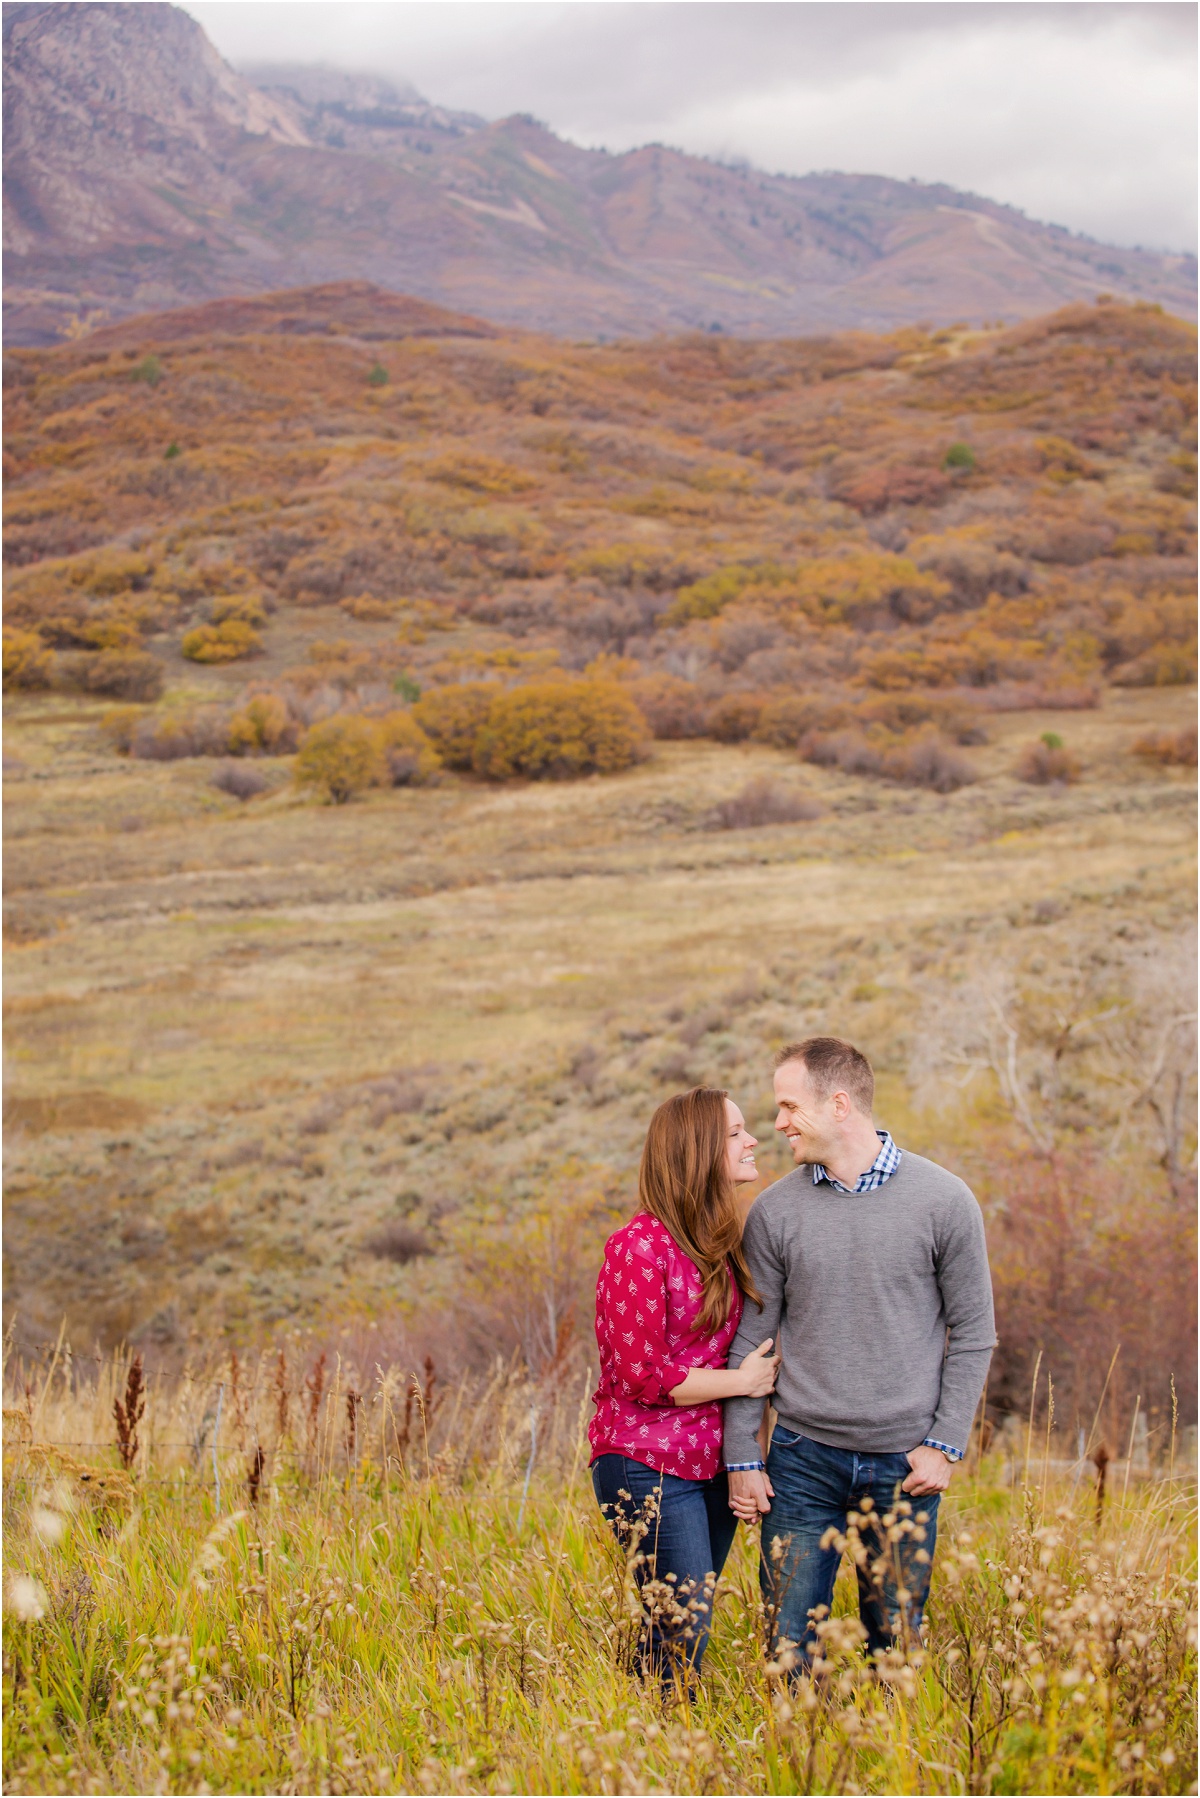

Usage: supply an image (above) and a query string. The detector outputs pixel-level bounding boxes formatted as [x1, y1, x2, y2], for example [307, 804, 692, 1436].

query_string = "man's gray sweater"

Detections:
[723, 1150, 996, 1465]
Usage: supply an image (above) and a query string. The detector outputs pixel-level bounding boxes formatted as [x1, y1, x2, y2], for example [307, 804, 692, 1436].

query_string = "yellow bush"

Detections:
[227, 693, 293, 754]
[181, 619, 263, 663]
[99, 706, 142, 753]
[472, 679, 648, 781]
[412, 683, 497, 769]
[211, 594, 267, 628]
[2, 629, 52, 691]
[294, 715, 384, 803]
[374, 711, 441, 785]
[426, 453, 536, 495]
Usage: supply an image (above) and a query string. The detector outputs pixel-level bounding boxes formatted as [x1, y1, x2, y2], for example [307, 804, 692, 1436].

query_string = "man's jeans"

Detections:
[760, 1428, 939, 1668]
[592, 1454, 738, 1689]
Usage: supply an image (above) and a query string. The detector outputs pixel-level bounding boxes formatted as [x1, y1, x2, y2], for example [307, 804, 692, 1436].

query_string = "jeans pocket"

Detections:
[772, 1426, 804, 1449]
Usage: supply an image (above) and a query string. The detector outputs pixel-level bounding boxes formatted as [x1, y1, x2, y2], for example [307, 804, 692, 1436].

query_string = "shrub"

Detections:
[707, 777, 822, 829]
[73, 650, 164, 701]
[801, 728, 883, 777]
[942, 441, 977, 471]
[227, 693, 295, 755]
[752, 694, 843, 748]
[99, 706, 143, 753]
[1132, 726, 1197, 767]
[182, 619, 263, 663]
[2, 629, 52, 691]
[472, 679, 648, 780]
[1017, 732, 1081, 785]
[706, 692, 766, 743]
[211, 594, 267, 628]
[212, 762, 269, 800]
[367, 363, 389, 388]
[294, 715, 384, 803]
[412, 683, 497, 769]
[1111, 643, 1198, 687]
[363, 1221, 431, 1264]
[880, 726, 975, 793]
[374, 711, 441, 786]
[392, 671, 421, 703]
[130, 708, 230, 760]
[624, 673, 708, 738]
[129, 354, 162, 386]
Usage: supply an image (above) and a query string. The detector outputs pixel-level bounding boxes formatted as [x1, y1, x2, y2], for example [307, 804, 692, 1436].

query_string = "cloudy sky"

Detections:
[185, 2, 1198, 253]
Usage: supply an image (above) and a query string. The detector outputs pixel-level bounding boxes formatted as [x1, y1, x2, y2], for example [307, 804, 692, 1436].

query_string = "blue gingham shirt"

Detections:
[727, 1132, 964, 1470]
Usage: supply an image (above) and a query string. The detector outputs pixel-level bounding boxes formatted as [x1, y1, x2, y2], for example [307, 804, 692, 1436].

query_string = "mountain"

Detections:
[4, 2, 1196, 346]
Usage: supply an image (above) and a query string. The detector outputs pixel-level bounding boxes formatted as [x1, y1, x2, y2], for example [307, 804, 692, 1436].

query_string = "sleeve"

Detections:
[722, 1200, 786, 1467]
[598, 1239, 694, 1406]
[930, 1186, 997, 1452]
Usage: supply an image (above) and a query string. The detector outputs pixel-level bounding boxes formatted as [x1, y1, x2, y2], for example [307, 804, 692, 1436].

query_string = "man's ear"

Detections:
[831, 1089, 851, 1122]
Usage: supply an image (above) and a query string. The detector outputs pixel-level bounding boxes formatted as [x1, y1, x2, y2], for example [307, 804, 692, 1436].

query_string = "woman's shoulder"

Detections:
[604, 1211, 675, 1262]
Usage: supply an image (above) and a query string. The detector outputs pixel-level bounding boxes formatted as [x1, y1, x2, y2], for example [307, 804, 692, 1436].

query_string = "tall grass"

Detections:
[3, 1344, 1195, 1795]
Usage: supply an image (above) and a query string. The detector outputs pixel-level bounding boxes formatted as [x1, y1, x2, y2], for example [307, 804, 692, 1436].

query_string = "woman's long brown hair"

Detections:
[638, 1087, 761, 1333]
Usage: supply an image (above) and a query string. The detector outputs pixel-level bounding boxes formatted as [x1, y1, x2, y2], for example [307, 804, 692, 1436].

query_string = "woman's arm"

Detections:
[670, 1338, 779, 1405]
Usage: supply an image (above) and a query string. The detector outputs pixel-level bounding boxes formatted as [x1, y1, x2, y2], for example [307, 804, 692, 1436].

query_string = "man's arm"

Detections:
[723, 1199, 786, 1469]
[926, 1186, 996, 1457]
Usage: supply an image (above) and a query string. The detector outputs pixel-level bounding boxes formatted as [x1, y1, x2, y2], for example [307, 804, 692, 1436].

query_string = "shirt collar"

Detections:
[812, 1130, 901, 1193]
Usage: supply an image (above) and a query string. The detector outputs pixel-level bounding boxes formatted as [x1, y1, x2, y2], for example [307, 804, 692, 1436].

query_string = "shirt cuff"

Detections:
[923, 1438, 964, 1462]
[726, 1460, 766, 1472]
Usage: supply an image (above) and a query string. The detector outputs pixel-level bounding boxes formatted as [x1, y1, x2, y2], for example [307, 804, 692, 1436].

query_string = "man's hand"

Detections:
[728, 1468, 774, 1521]
[902, 1444, 955, 1497]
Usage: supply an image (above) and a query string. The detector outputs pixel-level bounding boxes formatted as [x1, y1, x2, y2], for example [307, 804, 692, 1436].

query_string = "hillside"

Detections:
[4, 2, 1196, 346]
[3, 289, 1196, 1435]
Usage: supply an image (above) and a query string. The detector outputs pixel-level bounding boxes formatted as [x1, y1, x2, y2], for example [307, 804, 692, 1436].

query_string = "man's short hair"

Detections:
[774, 1036, 874, 1115]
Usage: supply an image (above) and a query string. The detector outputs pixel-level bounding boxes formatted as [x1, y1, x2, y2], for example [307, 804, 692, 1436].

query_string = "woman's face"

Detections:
[725, 1098, 759, 1184]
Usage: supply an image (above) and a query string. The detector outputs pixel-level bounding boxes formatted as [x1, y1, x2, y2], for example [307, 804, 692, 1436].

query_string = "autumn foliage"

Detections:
[0, 292, 1193, 791]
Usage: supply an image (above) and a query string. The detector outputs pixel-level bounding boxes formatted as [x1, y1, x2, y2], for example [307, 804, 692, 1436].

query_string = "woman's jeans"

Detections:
[760, 1428, 940, 1670]
[592, 1454, 737, 1688]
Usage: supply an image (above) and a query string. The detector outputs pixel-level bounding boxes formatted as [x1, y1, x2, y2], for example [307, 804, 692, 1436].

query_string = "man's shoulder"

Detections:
[893, 1149, 979, 1209]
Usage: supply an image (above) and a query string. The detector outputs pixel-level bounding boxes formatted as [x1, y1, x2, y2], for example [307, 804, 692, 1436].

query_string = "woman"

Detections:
[589, 1087, 779, 1692]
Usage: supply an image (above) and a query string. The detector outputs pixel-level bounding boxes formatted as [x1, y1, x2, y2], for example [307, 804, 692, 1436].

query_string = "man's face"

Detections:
[773, 1059, 839, 1165]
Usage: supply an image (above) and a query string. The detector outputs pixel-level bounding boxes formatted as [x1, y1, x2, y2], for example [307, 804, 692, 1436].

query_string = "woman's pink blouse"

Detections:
[588, 1212, 743, 1480]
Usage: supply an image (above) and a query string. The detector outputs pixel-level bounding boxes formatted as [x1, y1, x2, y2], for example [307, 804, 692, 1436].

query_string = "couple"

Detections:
[588, 1035, 996, 1691]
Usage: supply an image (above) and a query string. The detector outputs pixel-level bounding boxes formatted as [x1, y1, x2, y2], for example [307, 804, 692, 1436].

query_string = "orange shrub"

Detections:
[472, 679, 647, 780]
[2, 628, 53, 691]
[227, 693, 295, 755]
[211, 593, 267, 628]
[71, 649, 163, 701]
[1132, 726, 1198, 767]
[374, 711, 441, 785]
[412, 683, 497, 769]
[707, 692, 766, 743]
[1016, 732, 1081, 784]
[624, 672, 709, 738]
[294, 715, 384, 803]
[182, 619, 263, 663]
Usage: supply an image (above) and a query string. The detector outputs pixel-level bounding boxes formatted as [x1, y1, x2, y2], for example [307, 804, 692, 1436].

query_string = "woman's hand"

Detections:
[737, 1338, 780, 1398]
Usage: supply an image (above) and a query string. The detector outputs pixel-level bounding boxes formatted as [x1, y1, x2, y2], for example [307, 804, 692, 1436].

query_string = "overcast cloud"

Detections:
[185, 2, 1198, 253]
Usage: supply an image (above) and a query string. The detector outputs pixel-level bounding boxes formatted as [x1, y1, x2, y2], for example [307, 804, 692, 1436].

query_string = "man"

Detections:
[723, 1036, 995, 1668]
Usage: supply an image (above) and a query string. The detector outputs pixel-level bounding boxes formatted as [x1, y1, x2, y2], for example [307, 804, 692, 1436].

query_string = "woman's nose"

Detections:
[746, 1134, 758, 1148]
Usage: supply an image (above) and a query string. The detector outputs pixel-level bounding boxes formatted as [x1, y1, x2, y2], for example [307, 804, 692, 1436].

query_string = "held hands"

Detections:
[729, 1468, 773, 1521]
[902, 1443, 955, 1496]
[738, 1338, 781, 1398]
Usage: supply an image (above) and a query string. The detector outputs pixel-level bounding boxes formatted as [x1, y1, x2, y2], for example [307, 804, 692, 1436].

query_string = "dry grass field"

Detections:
[3, 677, 1194, 1386]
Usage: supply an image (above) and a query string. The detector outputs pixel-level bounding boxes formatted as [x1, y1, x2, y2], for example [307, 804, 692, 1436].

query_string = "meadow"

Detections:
[3, 288, 1196, 1791]
[2, 1344, 1196, 1796]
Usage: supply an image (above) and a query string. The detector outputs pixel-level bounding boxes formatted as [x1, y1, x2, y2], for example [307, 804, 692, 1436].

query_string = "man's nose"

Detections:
[774, 1110, 788, 1131]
